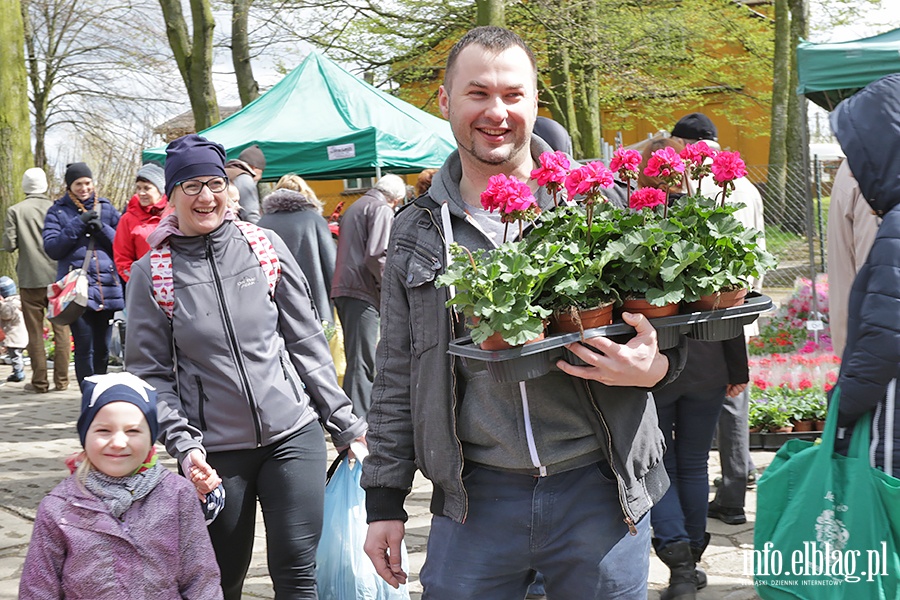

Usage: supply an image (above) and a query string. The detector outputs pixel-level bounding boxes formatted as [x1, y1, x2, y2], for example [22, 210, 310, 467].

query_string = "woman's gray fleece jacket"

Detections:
[125, 220, 365, 464]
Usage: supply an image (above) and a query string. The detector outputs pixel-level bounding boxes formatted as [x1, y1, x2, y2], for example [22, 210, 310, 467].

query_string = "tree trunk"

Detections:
[574, 68, 601, 159]
[20, 0, 46, 170]
[0, 0, 35, 279]
[159, 0, 220, 131]
[766, 0, 790, 225]
[546, 44, 580, 157]
[232, 0, 259, 106]
[476, 0, 504, 26]
[785, 0, 809, 233]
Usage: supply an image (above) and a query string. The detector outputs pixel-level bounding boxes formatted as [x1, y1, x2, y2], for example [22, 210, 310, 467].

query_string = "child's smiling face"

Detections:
[84, 402, 152, 478]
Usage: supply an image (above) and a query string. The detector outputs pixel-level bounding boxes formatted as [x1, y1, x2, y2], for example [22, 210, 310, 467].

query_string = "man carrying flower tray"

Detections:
[361, 25, 688, 600]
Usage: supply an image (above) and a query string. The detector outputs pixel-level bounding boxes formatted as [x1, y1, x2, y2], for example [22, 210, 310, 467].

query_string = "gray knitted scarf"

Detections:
[85, 463, 165, 519]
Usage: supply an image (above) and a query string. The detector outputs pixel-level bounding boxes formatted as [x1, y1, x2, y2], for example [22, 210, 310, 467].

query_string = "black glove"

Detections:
[79, 210, 95, 224]
[83, 212, 102, 232]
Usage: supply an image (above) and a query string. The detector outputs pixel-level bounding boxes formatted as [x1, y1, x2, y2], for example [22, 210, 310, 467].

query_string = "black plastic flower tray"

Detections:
[447, 293, 774, 383]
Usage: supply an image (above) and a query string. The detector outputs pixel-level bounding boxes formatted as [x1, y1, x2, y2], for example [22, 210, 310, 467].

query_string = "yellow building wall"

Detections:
[600, 98, 772, 185]
[305, 174, 419, 217]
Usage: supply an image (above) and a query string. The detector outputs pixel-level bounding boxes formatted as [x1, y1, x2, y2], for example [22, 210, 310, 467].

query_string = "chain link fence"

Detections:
[746, 158, 841, 290]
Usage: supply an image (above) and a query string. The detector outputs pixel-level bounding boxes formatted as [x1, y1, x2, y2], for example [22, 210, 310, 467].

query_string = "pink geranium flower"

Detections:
[629, 187, 667, 211]
[564, 161, 614, 201]
[480, 173, 540, 241]
[531, 151, 571, 186]
[711, 150, 747, 185]
[710, 150, 747, 206]
[643, 146, 685, 186]
[531, 151, 571, 207]
[609, 147, 642, 181]
[680, 141, 716, 185]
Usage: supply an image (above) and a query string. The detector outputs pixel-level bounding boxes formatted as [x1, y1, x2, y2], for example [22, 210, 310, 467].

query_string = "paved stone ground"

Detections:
[0, 361, 773, 599]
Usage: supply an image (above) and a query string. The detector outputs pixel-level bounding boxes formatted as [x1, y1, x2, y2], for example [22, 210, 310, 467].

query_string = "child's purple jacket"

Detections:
[19, 470, 223, 599]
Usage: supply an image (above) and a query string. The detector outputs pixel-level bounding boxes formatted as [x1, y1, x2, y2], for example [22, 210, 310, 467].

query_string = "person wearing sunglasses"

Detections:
[124, 134, 366, 599]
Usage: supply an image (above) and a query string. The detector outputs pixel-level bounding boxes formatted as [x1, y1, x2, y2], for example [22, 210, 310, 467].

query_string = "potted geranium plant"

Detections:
[436, 242, 554, 348]
[435, 173, 554, 348]
[682, 144, 776, 308]
[524, 158, 621, 331]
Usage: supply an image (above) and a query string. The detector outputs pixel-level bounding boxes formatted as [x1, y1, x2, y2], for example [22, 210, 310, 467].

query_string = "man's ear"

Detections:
[438, 85, 450, 119]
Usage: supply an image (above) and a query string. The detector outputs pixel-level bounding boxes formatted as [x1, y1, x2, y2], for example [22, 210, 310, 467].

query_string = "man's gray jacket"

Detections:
[361, 138, 685, 528]
[330, 188, 394, 309]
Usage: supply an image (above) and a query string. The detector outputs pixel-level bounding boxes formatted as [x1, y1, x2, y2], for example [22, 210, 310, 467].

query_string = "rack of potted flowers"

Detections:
[439, 146, 776, 383]
[748, 385, 825, 449]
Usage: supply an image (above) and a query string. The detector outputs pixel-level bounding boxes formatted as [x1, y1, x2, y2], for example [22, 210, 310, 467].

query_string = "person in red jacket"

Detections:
[113, 163, 168, 282]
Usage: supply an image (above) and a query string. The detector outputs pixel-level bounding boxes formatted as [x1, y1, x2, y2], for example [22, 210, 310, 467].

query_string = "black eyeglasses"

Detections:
[178, 177, 228, 196]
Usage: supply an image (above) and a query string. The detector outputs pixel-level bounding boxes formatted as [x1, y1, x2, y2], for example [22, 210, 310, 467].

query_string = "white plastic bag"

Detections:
[316, 455, 410, 600]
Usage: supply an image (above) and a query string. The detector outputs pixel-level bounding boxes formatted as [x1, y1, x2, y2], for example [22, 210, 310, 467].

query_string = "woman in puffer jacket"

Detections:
[831, 73, 900, 476]
[43, 162, 123, 388]
[124, 135, 366, 600]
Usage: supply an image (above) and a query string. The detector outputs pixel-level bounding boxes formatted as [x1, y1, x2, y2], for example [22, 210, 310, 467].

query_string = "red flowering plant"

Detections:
[663, 143, 776, 301]
[749, 275, 833, 356]
[642, 146, 685, 217]
[435, 173, 556, 346]
[749, 355, 837, 430]
[523, 157, 623, 312]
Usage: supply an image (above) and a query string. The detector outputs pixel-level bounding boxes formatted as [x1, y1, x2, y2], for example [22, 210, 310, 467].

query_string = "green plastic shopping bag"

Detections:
[754, 386, 900, 599]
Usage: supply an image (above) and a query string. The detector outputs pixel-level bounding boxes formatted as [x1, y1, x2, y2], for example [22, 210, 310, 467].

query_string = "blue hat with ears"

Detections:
[77, 373, 158, 446]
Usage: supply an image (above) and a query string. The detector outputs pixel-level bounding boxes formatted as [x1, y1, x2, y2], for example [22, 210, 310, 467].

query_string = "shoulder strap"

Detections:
[149, 223, 281, 320]
[234, 221, 281, 296]
[150, 243, 175, 319]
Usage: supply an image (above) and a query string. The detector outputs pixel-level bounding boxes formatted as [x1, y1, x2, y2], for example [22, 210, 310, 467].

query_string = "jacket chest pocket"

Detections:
[402, 251, 444, 357]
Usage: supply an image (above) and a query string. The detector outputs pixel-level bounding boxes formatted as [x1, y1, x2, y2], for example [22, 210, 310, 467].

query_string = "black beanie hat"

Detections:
[164, 134, 227, 198]
[65, 162, 93, 188]
[77, 373, 159, 446]
[671, 113, 718, 141]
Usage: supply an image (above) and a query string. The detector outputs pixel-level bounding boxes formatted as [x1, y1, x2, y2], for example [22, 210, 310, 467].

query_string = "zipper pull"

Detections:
[624, 516, 637, 536]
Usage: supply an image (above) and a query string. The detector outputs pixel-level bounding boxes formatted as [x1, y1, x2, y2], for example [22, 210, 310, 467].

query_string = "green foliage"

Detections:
[600, 203, 707, 306]
[749, 384, 828, 431]
[523, 204, 620, 310]
[436, 242, 553, 346]
[669, 195, 778, 301]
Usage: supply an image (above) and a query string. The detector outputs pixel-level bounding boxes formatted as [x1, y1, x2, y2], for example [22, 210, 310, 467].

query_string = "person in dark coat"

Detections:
[43, 162, 124, 388]
[831, 73, 900, 476]
[258, 176, 336, 324]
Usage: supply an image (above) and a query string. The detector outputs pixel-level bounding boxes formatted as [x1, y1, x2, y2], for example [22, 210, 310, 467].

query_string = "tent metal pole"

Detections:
[376, 166, 382, 180]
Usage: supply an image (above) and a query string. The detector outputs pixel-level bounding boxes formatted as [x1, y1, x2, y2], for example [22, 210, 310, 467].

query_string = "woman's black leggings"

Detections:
[206, 421, 327, 600]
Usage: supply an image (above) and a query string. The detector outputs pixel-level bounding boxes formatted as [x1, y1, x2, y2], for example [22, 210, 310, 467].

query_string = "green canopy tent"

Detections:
[143, 53, 456, 180]
[797, 27, 900, 110]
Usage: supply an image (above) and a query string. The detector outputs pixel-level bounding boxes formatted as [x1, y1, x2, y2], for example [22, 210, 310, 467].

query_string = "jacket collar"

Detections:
[428, 135, 560, 221]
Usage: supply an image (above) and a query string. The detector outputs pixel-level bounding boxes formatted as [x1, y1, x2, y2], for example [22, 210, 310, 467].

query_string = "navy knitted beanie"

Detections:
[164, 134, 227, 198]
[77, 373, 159, 446]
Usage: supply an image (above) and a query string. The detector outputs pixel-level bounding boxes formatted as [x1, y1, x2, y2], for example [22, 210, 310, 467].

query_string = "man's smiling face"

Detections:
[438, 44, 538, 171]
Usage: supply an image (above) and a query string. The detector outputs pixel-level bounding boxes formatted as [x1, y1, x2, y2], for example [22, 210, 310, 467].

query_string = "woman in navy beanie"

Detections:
[124, 134, 366, 599]
[42, 162, 123, 388]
